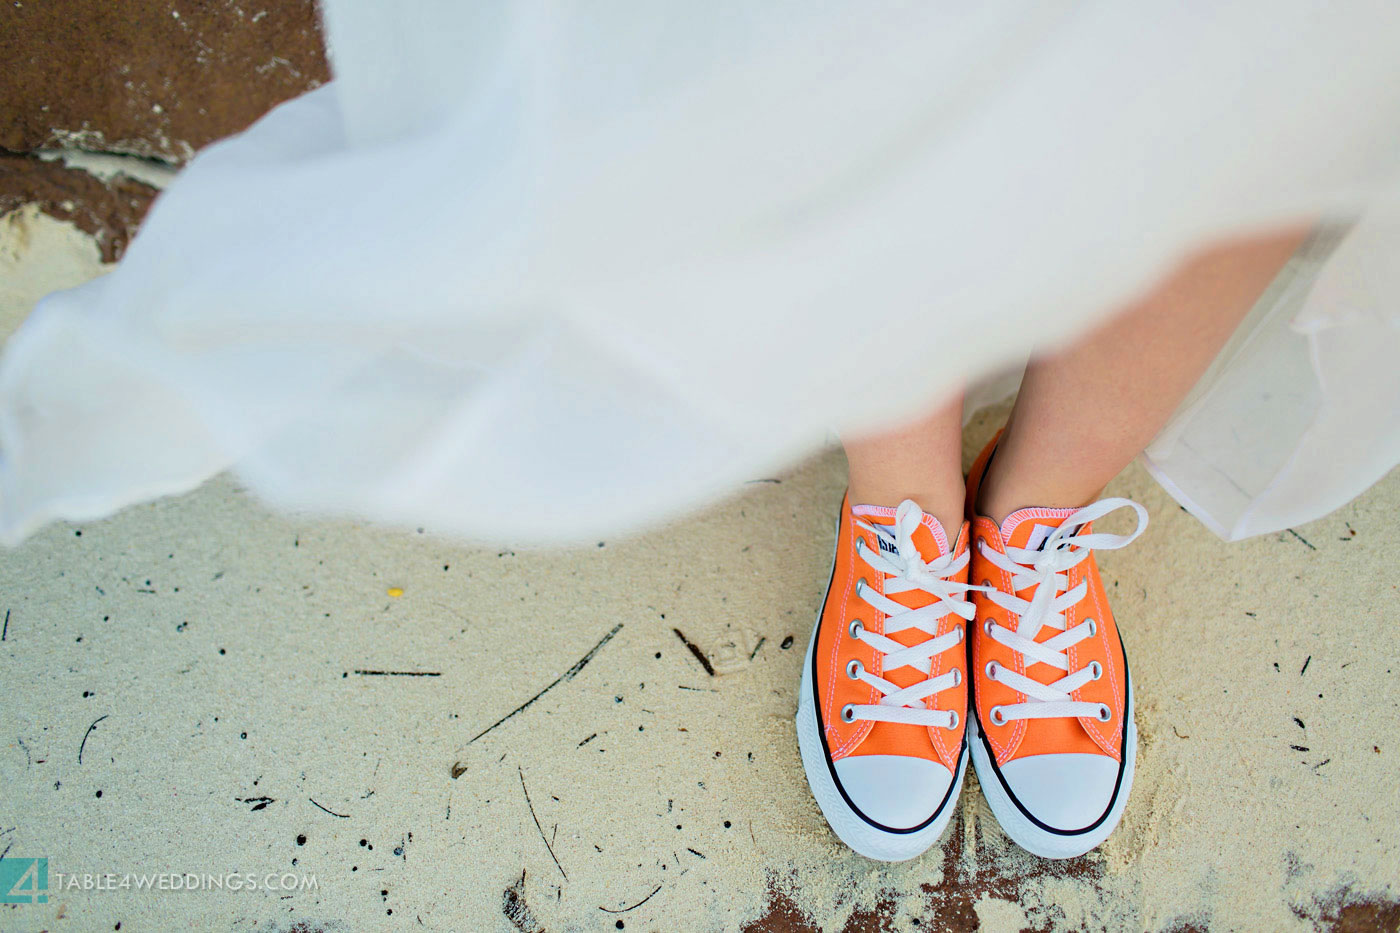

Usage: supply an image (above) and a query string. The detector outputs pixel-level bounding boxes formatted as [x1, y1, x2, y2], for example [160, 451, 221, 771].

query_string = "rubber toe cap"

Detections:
[832, 754, 954, 830]
[998, 753, 1121, 833]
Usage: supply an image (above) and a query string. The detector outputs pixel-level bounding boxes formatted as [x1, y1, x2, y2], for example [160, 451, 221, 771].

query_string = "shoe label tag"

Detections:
[876, 533, 899, 556]
[1024, 523, 1058, 552]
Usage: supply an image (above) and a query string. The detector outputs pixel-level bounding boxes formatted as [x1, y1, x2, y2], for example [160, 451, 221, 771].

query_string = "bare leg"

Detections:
[843, 390, 966, 535]
[978, 225, 1311, 521]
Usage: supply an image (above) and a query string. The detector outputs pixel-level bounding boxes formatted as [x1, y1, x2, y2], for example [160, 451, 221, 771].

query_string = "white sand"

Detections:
[1, 205, 1397, 932]
[0, 206, 109, 344]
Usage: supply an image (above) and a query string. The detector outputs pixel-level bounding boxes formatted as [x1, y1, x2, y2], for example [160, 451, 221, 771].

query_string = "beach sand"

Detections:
[1, 205, 1397, 932]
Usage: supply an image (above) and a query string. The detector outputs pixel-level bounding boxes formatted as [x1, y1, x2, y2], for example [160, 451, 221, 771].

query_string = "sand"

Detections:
[1, 186, 1398, 933]
[0, 205, 109, 344]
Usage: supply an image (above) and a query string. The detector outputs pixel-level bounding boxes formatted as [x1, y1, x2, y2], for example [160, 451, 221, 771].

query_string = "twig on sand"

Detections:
[672, 629, 715, 676]
[519, 767, 566, 880]
[78, 715, 109, 764]
[309, 798, 349, 818]
[599, 883, 663, 913]
[469, 623, 623, 744]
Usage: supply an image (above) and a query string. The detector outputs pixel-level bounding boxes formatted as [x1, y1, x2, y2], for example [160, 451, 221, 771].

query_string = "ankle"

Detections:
[975, 465, 1103, 524]
[847, 482, 965, 538]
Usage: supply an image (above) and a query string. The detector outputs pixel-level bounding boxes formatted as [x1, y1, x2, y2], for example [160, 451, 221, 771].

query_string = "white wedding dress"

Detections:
[2, 2, 1398, 546]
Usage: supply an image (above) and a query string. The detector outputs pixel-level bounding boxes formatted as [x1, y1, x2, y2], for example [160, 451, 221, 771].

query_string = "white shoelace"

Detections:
[978, 497, 1148, 725]
[843, 500, 976, 730]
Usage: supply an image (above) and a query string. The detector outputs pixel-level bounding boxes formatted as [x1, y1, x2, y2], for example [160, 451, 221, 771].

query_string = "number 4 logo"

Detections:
[0, 857, 48, 904]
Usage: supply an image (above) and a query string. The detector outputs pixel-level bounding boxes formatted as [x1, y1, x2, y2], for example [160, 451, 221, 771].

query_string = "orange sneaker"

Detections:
[965, 434, 1148, 859]
[796, 495, 974, 861]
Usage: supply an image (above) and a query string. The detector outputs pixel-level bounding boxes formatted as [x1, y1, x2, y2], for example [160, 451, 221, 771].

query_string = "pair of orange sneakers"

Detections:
[795, 432, 1148, 860]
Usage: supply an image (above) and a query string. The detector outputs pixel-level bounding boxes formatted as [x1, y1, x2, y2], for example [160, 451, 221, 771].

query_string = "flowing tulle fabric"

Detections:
[1, 2, 1398, 546]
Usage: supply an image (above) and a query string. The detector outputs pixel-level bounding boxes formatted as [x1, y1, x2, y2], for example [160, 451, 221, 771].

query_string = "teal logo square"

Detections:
[0, 857, 48, 904]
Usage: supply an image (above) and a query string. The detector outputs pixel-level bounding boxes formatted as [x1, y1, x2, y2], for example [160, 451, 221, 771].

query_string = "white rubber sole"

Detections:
[795, 600, 968, 862]
[969, 679, 1137, 859]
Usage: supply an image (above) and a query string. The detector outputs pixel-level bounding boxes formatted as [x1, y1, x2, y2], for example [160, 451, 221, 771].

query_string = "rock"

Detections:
[0, 153, 159, 263]
[1, 0, 329, 163]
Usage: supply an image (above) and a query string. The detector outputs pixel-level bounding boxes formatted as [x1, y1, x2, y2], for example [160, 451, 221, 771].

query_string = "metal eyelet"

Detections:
[846, 658, 864, 680]
[946, 710, 960, 730]
[848, 619, 864, 639]
[950, 667, 962, 687]
[954, 624, 965, 643]
[1089, 661, 1103, 680]
[855, 577, 870, 597]
[983, 619, 996, 637]
[980, 578, 993, 589]
[985, 660, 999, 679]
[1086, 618, 1098, 636]
[840, 704, 857, 723]
[989, 706, 1007, 726]
[1096, 704, 1112, 722]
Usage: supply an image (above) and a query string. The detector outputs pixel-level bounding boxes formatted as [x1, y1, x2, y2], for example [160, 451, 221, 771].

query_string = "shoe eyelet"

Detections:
[976, 536, 988, 553]
[980, 578, 993, 589]
[983, 619, 996, 637]
[1086, 617, 1098, 636]
[989, 706, 1007, 726]
[950, 667, 962, 687]
[840, 703, 857, 723]
[1096, 704, 1112, 722]
[856, 577, 870, 597]
[954, 624, 965, 643]
[985, 660, 999, 679]
[848, 619, 864, 639]
[1089, 661, 1103, 680]
[846, 658, 863, 680]
[946, 710, 960, 731]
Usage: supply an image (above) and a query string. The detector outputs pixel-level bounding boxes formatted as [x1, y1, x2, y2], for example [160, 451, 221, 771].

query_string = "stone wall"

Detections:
[0, 0, 328, 260]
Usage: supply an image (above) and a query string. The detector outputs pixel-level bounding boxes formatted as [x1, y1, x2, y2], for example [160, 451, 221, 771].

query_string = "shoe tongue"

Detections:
[851, 504, 954, 744]
[850, 504, 950, 559]
[850, 504, 952, 624]
[1001, 506, 1080, 551]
